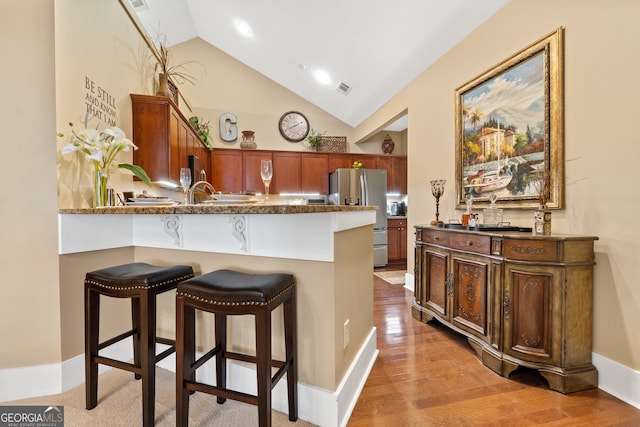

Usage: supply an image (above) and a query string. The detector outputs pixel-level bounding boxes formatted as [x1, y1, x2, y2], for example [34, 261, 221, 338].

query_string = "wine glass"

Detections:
[180, 167, 192, 204]
[260, 159, 273, 202]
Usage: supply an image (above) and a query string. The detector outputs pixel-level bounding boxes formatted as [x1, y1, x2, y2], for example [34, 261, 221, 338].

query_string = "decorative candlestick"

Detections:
[430, 179, 446, 225]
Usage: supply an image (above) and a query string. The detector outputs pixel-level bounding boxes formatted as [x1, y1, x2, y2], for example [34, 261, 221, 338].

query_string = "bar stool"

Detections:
[175, 269, 297, 427]
[84, 262, 194, 427]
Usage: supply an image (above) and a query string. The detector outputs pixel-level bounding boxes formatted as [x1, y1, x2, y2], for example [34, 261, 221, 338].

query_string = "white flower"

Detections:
[59, 123, 151, 187]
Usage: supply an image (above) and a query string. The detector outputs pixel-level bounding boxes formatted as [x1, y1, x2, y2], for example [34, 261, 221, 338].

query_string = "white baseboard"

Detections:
[593, 352, 640, 410]
[404, 272, 414, 292]
[0, 330, 379, 427]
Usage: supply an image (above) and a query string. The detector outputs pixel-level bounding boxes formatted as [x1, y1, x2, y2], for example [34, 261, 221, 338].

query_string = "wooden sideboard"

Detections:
[412, 225, 598, 393]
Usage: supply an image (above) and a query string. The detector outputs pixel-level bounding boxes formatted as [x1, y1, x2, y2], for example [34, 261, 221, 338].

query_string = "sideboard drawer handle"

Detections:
[433, 236, 439, 241]
[466, 240, 473, 246]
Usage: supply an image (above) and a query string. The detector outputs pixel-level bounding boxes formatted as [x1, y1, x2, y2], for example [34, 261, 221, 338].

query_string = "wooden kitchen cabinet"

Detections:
[328, 154, 354, 172]
[301, 153, 329, 194]
[272, 151, 301, 194]
[211, 149, 243, 193]
[243, 151, 273, 193]
[209, 148, 406, 195]
[131, 94, 210, 184]
[377, 155, 407, 193]
[387, 218, 407, 264]
[413, 226, 598, 394]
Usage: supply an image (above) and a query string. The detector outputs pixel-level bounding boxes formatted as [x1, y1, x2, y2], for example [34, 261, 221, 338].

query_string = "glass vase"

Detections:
[93, 169, 110, 208]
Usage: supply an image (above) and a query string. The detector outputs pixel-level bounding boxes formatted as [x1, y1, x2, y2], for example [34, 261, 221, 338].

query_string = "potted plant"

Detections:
[189, 116, 214, 151]
[306, 129, 325, 151]
[154, 33, 197, 98]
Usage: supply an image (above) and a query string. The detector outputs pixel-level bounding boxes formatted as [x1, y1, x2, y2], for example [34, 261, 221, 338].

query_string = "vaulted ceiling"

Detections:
[131, 0, 510, 129]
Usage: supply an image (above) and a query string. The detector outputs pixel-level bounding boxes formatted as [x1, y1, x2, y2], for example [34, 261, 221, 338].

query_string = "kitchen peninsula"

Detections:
[58, 204, 378, 427]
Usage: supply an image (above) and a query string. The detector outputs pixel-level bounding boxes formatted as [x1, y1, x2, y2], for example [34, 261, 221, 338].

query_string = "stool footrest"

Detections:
[156, 345, 176, 363]
[225, 351, 286, 369]
[98, 329, 136, 351]
[271, 360, 292, 388]
[193, 346, 223, 371]
[185, 380, 258, 406]
[94, 356, 140, 375]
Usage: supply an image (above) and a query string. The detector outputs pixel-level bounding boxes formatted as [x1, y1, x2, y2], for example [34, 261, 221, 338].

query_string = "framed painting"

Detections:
[455, 28, 564, 209]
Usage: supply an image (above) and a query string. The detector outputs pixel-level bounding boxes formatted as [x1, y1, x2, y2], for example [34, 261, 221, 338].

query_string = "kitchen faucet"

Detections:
[188, 181, 216, 204]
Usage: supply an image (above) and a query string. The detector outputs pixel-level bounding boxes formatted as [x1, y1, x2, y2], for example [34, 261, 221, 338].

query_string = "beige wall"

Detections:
[0, 2, 61, 368]
[359, 0, 640, 370]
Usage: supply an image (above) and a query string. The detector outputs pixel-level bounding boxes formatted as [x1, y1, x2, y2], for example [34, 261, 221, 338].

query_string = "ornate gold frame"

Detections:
[455, 28, 564, 209]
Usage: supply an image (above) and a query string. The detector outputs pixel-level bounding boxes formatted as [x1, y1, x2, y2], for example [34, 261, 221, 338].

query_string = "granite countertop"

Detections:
[59, 204, 377, 215]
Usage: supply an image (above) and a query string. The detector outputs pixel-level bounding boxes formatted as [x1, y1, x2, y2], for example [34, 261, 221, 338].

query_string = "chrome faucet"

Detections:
[188, 181, 216, 204]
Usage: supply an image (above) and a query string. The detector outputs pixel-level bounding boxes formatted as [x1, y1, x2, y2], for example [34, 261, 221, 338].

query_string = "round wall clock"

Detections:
[278, 111, 310, 142]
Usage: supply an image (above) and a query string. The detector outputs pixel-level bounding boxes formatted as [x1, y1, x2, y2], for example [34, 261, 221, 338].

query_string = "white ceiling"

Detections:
[132, 0, 510, 129]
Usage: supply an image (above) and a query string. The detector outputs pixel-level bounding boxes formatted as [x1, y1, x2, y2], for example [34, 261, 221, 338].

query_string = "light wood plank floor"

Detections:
[347, 272, 640, 426]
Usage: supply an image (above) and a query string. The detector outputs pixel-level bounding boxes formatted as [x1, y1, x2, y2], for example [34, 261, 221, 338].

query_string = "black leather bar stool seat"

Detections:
[84, 262, 194, 427]
[176, 269, 298, 427]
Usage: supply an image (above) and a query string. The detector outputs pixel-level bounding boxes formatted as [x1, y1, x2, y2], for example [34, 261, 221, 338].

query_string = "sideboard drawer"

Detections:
[449, 233, 491, 255]
[504, 238, 558, 261]
[420, 229, 450, 246]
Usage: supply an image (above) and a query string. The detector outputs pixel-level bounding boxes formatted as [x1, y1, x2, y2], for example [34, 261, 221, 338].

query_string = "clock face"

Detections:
[278, 111, 310, 142]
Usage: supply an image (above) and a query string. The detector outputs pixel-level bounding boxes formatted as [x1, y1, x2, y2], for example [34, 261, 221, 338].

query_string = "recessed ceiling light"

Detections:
[235, 20, 252, 37]
[314, 70, 331, 85]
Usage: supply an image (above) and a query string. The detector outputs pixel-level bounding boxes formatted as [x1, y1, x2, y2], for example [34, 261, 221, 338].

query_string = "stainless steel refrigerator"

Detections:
[328, 168, 388, 267]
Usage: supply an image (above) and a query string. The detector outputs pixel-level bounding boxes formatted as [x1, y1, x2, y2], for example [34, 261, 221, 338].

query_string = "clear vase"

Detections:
[93, 169, 110, 208]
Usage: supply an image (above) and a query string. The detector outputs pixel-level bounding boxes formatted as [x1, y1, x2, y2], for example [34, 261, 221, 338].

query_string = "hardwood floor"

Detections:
[347, 271, 640, 426]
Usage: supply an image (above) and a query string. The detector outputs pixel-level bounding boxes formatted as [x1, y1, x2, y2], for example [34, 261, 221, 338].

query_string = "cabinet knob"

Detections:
[465, 240, 473, 246]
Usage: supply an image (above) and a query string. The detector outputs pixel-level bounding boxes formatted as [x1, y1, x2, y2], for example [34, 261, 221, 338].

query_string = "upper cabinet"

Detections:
[301, 153, 329, 194]
[131, 94, 211, 184]
[211, 148, 406, 195]
[377, 155, 407, 194]
[211, 149, 243, 193]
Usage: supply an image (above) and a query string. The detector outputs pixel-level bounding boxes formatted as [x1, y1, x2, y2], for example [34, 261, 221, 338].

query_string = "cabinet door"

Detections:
[399, 224, 407, 260]
[387, 218, 407, 262]
[328, 154, 353, 172]
[272, 152, 301, 194]
[131, 97, 170, 183]
[168, 108, 181, 182]
[503, 265, 560, 365]
[450, 255, 489, 339]
[195, 143, 211, 182]
[422, 246, 449, 319]
[243, 151, 273, 193]
[376, 156, 407, 194]
[388, 223, 400, 261]
[301, 153, 329, 194]
[391, 156, 407, 193]
[211, 149, 243, 193]
[358, 156, 377, 169]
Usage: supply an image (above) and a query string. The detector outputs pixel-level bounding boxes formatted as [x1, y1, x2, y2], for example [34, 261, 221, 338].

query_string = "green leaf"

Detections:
[118, 163, 152, 187]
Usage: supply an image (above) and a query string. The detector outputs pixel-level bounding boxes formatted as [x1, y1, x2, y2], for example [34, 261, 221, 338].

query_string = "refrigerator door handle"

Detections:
[360, 172, 368, 206]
